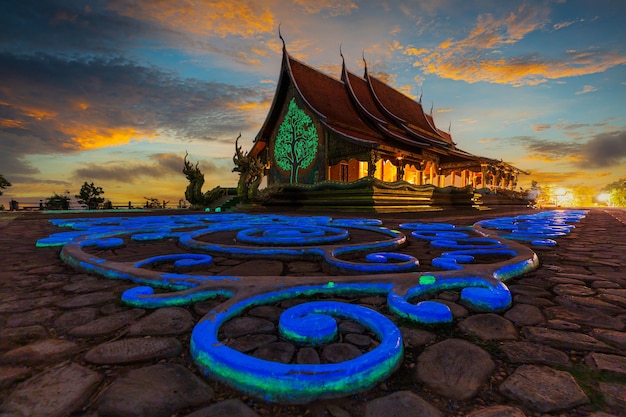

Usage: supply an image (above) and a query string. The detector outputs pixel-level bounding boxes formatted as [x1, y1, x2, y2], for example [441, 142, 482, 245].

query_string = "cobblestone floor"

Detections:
[0, 207, 624, 417]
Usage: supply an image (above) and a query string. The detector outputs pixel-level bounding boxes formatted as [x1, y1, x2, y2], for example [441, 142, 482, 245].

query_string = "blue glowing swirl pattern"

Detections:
[36, 209, 587, 403]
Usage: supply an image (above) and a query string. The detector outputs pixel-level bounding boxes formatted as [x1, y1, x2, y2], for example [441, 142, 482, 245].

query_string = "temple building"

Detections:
[242, 42, 526, 211]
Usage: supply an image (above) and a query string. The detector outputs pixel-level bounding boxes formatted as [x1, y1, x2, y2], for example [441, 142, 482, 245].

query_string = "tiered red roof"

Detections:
[253, 46, 479, 165]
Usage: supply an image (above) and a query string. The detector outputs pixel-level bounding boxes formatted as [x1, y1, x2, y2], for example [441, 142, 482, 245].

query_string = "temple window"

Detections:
[358, 161, 368, 179]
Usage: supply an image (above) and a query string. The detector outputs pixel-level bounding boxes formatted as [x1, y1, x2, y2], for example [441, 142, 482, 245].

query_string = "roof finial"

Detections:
[362, 50, 368, 77]
[430, 102, 433, 115]
[448, 121, 452, 134]
[418, 87, 423, 104]
[339, 43, 346, 72]
[278, 23, 286, 50]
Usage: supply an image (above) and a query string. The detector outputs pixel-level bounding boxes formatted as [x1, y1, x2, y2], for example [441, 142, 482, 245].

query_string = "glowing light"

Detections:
[35, 210, 587, 404]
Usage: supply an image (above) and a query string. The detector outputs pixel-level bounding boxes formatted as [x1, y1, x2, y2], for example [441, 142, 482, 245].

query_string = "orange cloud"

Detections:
[403, 47, 428, 56]
[531, 123, 551, 132]
[61, 124, 155, 150]
[109, 0, 275, 39]
[405, 5, 626, 86]
[0, 119, 26, 128]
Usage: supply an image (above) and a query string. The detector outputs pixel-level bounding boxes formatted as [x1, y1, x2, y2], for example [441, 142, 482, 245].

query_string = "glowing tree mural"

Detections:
[274, 98, 318, 184]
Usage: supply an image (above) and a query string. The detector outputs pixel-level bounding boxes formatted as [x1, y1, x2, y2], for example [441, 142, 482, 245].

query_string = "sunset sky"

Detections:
[1, 0, 625, 207]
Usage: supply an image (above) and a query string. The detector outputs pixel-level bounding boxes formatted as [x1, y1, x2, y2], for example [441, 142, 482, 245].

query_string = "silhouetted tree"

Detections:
[45, 193, 70, 210]
[603, 178, 626, 207]
[76, 182, 105, 209]
[0, 174, 11, 196]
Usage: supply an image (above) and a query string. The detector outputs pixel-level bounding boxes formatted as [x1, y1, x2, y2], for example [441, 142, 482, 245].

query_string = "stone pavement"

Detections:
[0, 207, 625, 417]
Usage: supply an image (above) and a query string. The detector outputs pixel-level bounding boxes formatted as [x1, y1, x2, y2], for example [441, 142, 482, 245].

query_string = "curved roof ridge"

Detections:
[342, 65, 388, 126]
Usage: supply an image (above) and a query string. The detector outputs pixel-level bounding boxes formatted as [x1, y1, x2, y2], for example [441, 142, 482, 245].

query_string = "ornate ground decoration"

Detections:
[36, 210, 587, 404]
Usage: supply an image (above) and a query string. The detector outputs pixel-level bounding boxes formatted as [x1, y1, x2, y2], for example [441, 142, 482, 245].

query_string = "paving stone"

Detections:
[585, 352, 626, 376]
[0, 325, 49, 351]
[345, 333, 371, 348]
[591, 329, 626, 350]
[56, 291, 117, 308]
[185, 398, 261, 417]
[400, 327, 437, 347]
[227, 334, 278, 352]
[253, 341, 296, 363]
[544, 306, 624, 330]
[500, 341, 570, 367]
[499, 365, 589, 413]
[503, 303, 544, 326]
[437, 290, 460, 301]
[586, 412, 620, 417]
[591, 280, 622, 289]
[338, 320, 366, 334]
[0, 295, 62, 313]
[98, 363, 213, 417]
[5, 308, 56, 328]
[69, 308, 145, 337]
[54, 307, 98, 333]
[364, 390, 443, 417]
[436, 299, 469, 318]
[297, 347, 321, 364]
[84, 337, 182, 364]
[1, 362, 102, 417]
[547, 277, 586, 285]
[513, 294, 554, 307]
[545, 319, 581, 331]
[100, 302, 132, 315]
[287, 261, 321, 273]
[597, 289, 626, 298]
[193, 299, 223, 316]
[62, 279, 120, 293]
[522, 326, 619, 353]
[325, 404, 352, 417]
[0, 366, 32, 389]
[24, 265, 67, 275]
[127, 307, 193, 336]
[598, 381, 626, 410]
[322, 343, 362, 363]
[221, 316, 275, 339]
[466, 405, 526, 417]
[1, 339, 79, 365]
[219, 260, 284, 276]
[508, 285, 552, 298]
[359, 295, 387, 306]
[458, 313, 517, 341]
[596, 293, 626, 308]
[416, 338, 495, 401]
[553, 283, 595, 296]
[514, 277, 552, 288]
[556, 295, 625, 315]
[248, 305, 284, 321]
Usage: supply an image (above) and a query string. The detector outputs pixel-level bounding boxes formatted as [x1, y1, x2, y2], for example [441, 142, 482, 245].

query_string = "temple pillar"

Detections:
[480, 163, 488, 188]
[396, 162, 405, 182]
[450, 171, 456, 187]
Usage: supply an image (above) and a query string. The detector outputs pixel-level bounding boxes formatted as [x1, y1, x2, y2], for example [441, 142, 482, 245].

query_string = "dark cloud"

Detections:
[71, 153, 223, 183]
[0, 52, 269, 176]
[580, 131, 626, 168]
[0, 0, 153, 55]
[507, 130, 626, 168]
[510, 136, 580, 160]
